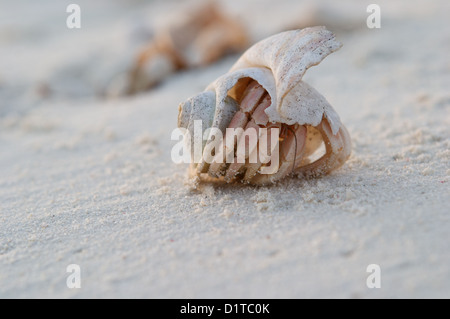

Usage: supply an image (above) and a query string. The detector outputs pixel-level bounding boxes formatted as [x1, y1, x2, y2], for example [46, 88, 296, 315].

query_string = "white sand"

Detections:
[0, 0, 449, 298]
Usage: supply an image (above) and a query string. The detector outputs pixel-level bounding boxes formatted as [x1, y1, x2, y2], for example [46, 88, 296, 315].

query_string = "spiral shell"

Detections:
[178, 27, 351, 185]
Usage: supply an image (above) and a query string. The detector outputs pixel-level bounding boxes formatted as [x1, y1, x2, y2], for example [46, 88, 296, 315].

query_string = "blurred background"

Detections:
[2, 0, 447, 115]
[1, 0, 449, 298]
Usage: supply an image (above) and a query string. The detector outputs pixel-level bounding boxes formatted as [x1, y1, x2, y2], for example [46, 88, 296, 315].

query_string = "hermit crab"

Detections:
[177, 27, 351, 185]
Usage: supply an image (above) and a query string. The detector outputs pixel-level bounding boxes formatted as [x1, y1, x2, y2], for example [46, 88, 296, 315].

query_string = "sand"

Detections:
[0, 0, 449, 298]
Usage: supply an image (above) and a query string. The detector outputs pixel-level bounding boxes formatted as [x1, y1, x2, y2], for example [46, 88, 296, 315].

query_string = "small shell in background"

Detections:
[178, 27, 351, 185]
[116, 2, 249, 96]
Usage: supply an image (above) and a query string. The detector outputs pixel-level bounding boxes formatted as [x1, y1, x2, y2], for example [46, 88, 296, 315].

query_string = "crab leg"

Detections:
[295, 119, 351, 177]
[242, 122, 279, 182]
[239, 81, 266, 113]
[198, 79, 349, 185]
[250, 124, 307, 185]
[277, 124, 307, 176]
[252, 95, 270, 125]
[208, 82, 266, 177]
[224, 94, 272, 182]
[224, 119, 260, 182]
[207, 80, 311, 184]
[205, 110, 248, 176]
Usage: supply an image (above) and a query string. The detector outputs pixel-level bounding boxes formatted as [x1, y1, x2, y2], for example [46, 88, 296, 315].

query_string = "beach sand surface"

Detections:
[0, 0, 449, 298]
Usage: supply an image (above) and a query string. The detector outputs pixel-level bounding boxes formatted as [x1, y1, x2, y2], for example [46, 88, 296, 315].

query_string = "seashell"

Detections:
[178, 27, 351, 185]
[125, 2, 248, 95]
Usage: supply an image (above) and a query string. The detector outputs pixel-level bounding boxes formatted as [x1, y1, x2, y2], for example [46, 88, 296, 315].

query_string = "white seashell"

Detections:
[178, 27, 351, 185]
